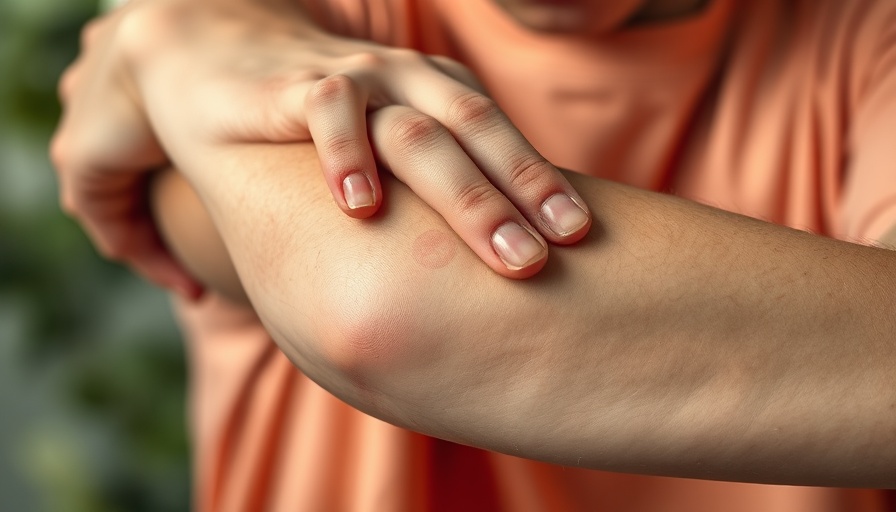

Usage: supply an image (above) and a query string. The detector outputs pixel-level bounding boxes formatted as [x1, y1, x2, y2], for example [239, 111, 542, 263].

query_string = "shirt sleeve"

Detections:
[840, 3, 896, 244]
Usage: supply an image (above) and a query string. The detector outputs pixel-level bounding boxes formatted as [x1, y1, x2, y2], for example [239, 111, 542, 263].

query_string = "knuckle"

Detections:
[261, 72, 321, 98]
[504, 155, 554, 190]
[254, 73, 321, 141]
[57, 66, 77, 102]
[445, 92, 500, 129]
[452, 180, 502, 212]
[345, 51, 387, 70]
[48, 134, 69, 172]
[116, 2, 176, 61]
[79, 18, 104, 49]
[117, 10, 154, 59]
[389, 113, 444, 149]
[321, 134, 362, 159]
[306, 74, 356, 108]
[50, 130, 94, 176]
[388, 47, 426, 63]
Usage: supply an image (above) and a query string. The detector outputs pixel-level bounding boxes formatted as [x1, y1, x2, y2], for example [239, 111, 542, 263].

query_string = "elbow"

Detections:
[323, 292, 419, 376]
[307, 263, 437, 398]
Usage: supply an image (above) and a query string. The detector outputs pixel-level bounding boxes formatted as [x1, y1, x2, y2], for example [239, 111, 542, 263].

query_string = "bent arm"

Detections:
[154, 142, 896, 488]
[151, 168, 246, 303]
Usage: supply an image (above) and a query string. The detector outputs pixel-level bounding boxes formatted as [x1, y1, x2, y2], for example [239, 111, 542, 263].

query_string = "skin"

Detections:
[152, 140, 896, 488]
[50, 0, 709, 293]
[412, 230, 458, 269]
[52, 0, 596, 291]
[60, 0, 896, 490]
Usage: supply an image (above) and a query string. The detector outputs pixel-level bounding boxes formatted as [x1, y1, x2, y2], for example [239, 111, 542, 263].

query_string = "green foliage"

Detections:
[0, 1, 190, 510]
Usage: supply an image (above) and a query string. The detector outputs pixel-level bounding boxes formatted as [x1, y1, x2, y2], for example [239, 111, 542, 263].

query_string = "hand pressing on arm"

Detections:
[55, 0, 896, 488]
[51, 0, 592, 292]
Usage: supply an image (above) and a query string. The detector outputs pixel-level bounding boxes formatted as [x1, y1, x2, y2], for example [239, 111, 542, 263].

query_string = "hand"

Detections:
[55, 0, 592, 281]
[296, 55, 594, 278]
[51, 1, 203, 298]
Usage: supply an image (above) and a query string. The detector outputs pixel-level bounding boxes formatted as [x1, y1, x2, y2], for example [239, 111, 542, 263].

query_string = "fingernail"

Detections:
[343, 173, 375, 209]
[491, 222, 547, 270]
[540, 194, 589, 236]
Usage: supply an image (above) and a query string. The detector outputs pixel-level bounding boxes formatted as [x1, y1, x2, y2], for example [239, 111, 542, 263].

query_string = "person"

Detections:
[51, 0, 896, 510]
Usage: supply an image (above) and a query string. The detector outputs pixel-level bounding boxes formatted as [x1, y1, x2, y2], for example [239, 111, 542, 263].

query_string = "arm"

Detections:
[154, 142, 896, 488]
[53, 0, 591, 297]
[151, 167, 246, 304]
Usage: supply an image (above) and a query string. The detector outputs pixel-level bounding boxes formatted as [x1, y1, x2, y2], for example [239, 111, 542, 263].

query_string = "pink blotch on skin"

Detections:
[412, 230, 458, 269]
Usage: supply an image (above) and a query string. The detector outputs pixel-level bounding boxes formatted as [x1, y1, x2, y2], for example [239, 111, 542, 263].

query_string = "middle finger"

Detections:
[369, 105, 549, 278]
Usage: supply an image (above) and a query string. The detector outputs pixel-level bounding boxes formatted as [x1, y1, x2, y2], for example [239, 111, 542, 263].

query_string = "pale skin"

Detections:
[48, 0, 712, 290]
[150, 141, 896, 488]
[53, 0, 896, 490]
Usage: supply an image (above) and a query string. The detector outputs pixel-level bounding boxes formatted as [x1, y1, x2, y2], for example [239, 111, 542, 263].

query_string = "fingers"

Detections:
[87, 182, 204, 298]
[304, 74, 382, 218]
[215, 71, 385, 218]
[54, 156, 204, 299]
[53, 11, 204, 301]
[105, 216, 206, 301]
[369, 106, 548, 278]
[403, 78, 592, 245]
[58, 62, 81, 104]
[79, 202, 205, 300]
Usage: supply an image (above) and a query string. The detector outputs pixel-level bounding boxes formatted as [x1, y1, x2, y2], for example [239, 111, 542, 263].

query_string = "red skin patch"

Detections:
[412, 229, 458, 269]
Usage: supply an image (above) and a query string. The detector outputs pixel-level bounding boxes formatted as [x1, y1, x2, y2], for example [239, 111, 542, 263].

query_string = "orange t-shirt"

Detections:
[176, 0, 896, 510]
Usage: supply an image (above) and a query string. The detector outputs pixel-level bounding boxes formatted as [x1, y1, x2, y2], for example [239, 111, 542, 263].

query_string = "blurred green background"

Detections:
[0, 0, 190, 510]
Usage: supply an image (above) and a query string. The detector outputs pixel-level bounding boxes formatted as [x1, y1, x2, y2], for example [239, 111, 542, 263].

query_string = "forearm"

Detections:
[150, 167, 246, 303]
[156, 142, 896, 487]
